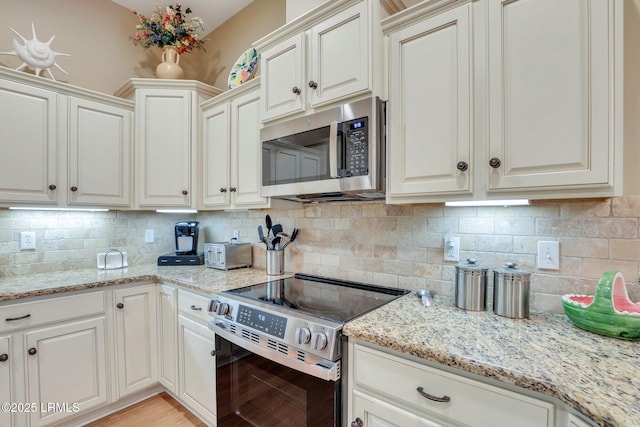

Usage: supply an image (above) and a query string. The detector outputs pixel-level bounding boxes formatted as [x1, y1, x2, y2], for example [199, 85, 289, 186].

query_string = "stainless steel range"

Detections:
[208, 273, 409, 427]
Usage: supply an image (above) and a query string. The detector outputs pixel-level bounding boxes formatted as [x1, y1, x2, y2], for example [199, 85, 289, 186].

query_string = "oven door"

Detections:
[215, 333, 340, 427]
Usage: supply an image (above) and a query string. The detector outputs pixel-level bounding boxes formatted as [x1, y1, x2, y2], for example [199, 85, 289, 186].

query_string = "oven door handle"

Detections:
[210, 321, 340, 382]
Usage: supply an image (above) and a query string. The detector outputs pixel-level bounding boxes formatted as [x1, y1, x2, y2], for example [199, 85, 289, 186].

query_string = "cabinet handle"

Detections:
[190, 305, 202, 311]
[292, 86, 301, 95]
[116, 303, 124, 309]
[229, 187, 237, 192]
[48, 184, 56, 191]
[210, 349, 216, 357]
[0, 354, 8, 362]
[70, 186, 78, 192]
[182, 190, 188, 196]
[456, 161, 469, 172]
[416, 386, 450, 403]
[28, 348, 37, 356]
[219, 187, 227, 193]
[489, 157, 502, 168]
[5, 314, 31, 322]
[351, 418, 363, 427]
[308, 80, 318, 90]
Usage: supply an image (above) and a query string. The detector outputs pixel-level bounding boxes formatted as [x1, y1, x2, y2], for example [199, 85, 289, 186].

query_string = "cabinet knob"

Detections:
[117, 302, 124, 309]
[182, 190, 188, 196]
[351, 418, 363, 427]
[0, 354, 8, 362]
[28, 348, 37, 356]
[229, 187, 237, 192]
[456, 161, 469, 172]
[308, 80, 318, 90]
[292, 86, 301, 95]
[190, 305, 202, 311]
[219, 187, 227, 193]
[48, 184, 56, 191]
[489, 157, 502, 168]
[210, 349, 216, 357]
[70, 186, 78, 192]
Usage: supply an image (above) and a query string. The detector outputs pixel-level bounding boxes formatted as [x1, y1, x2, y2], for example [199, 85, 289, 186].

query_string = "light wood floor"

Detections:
[84, 392, 206, 427]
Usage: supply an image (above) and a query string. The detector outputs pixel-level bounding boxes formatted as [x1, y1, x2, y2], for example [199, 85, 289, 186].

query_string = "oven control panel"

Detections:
[208, 295, 341, 361]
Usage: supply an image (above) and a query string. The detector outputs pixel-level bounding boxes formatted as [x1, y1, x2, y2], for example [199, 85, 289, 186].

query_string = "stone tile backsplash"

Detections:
[1, 196, 640, 314]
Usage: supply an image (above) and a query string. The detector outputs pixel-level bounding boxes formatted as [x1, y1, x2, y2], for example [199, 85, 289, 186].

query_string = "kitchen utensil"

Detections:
[271, 223, 283, 237]
[416, 290, 432, 307]
[455, 259, 489, 311]
[282, 228, 298, 249]
[271, 236, 281, 250]
[258, 225, 267, 248]
[265, 215, 273, 237]
[493, 262, 531, 319]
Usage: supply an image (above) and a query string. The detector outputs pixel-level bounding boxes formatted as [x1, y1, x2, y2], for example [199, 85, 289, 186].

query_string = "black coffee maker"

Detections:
[157, 221, 204, 265]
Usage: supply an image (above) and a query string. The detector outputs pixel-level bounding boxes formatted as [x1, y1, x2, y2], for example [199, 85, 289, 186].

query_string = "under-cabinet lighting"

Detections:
[444, 199, 530, 207]
[9, 207, 109, 212]
[156, 209, 198, 214]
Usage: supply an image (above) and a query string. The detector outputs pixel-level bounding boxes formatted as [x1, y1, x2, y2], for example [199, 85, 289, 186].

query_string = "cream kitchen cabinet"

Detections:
[0, 67, 134, 209]
[157, 284, 178, 394]
[115, 79, 221, 209]
[384, 0, 623, 204]
[200, 79, 268, 210]
[0, 291, 108, 427]
[386, 3, 472, 200]
[177, 289, 216, 425]
[349, 343, 554, 427]
[256, 0, 378, 122]
[113, 285, 158, 398]
[0, 76, 58, 205]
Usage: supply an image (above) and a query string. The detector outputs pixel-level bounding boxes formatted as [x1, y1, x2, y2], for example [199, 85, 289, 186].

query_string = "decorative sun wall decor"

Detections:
[0, 23, 70, 80]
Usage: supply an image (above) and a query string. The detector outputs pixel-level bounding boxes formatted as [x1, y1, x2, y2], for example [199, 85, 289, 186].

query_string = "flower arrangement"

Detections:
[130, 3, 206, 54]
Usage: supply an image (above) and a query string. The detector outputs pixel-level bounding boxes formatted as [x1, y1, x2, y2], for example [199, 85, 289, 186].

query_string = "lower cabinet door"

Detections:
[0, 335, 12, 427]
[25, 317, 108, 427]
[353, 392, 445, 427]
[178, 315, 216, 425]
[157, 285, 178, 393]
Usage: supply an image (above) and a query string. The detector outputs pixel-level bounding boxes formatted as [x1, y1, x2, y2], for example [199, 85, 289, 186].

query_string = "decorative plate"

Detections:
[228, 47, 259, 89]
[562, 271, 640, 340]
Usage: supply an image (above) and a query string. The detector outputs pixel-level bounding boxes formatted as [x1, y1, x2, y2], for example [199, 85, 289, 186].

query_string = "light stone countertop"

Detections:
[343, 293, 640, 427]
[1, 267, 635, 426]
[0, 264, 292, 302]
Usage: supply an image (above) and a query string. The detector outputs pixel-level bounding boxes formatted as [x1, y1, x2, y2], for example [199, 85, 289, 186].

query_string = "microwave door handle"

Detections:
[329, 121, 340, 178]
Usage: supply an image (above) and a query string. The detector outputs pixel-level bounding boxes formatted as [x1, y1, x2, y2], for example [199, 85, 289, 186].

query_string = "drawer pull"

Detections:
[0, 354, 7, 362]
[190, 305, 202, 311]
[5, 314, 31, 322]
[351, 418, 363, 427]
[417, 386, 450, 403]
[210, 349, 216, 357]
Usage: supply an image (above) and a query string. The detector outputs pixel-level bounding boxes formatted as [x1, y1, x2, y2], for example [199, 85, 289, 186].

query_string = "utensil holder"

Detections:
[266, 250, 284, 275]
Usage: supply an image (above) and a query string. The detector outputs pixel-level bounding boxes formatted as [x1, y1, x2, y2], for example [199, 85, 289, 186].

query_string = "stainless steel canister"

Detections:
[493, 262, 531, 319]
[455, 259, 489, 311]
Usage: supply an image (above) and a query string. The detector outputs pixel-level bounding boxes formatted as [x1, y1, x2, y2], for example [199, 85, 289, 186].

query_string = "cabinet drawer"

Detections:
[354, 345, 554, 427]
[178, 289, 211, 323]
[0, 292, 105, 333]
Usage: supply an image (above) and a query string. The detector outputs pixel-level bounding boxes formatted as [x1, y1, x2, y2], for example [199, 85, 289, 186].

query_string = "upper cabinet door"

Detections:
[308, 0, 370, 108]
[0, 80, 58, 204]
[136, 89, 193, 208]
[387, 5, 472, 200]
[68, 97, 132, 207]
[261, 33, 305, 121]
[488, 0, 613, 191]
[201, 102, 231, 208]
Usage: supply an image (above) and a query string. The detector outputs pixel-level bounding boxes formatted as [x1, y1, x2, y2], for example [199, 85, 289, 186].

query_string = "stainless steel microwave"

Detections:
[260, 96, 386, 202]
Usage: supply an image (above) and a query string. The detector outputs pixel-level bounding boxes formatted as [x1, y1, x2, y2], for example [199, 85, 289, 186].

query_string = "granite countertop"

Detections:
[0, 264, 292, 302]
[343, 293, 640, 427]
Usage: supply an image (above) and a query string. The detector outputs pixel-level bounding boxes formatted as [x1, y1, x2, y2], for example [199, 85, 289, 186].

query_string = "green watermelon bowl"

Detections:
[562, 271, 640, 341]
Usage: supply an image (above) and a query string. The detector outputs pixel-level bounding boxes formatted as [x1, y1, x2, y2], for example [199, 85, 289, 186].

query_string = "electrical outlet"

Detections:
[145, 229, 154, 243]
[20, 231, 36, 250]
[444, 237, 460, 262]
[537, 241, 560, 270]
[232, 229, 239, 241]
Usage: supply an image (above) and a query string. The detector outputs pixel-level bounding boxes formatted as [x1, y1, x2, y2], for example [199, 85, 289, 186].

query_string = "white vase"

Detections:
[156, 46, 184, 79]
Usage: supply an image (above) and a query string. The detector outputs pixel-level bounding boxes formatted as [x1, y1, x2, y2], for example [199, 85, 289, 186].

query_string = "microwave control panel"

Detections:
[343, 117, 369, 177]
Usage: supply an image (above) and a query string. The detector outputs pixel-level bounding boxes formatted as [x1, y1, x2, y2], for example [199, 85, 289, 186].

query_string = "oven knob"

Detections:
[209, 300, 220, 313]
[311, 332, 328, 350]
[217, 303, 230, 316]
[295, 327, 312, 345]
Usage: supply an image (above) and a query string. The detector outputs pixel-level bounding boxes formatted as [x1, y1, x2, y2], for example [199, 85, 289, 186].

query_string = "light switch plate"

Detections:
[145, 229, 154, 243]
[444, 237, 460, 262]
[537, 241, 559, 270]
